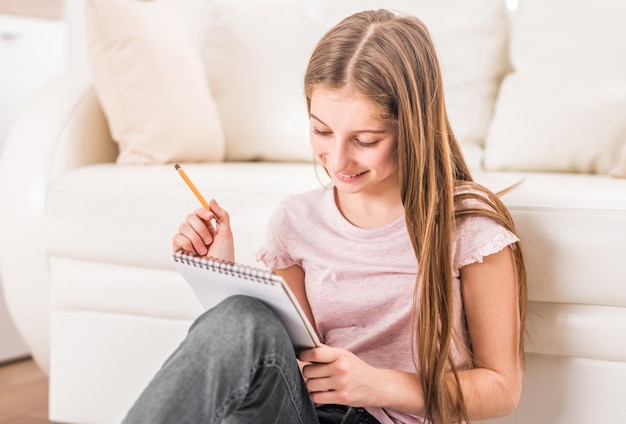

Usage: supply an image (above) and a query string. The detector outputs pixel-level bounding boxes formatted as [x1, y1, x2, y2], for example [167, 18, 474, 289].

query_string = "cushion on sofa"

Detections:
[85, 0, 225, 165]
[484, 0, 626, 174]
[200, 0, 510, 167]
[44, 163, 322, 269]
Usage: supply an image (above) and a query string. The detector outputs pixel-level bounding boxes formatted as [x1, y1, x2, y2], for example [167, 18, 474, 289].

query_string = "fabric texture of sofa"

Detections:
[1, 0, 625, 423]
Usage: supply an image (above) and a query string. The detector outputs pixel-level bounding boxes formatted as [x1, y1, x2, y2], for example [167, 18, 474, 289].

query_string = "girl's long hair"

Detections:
[304, 9, 527, 423]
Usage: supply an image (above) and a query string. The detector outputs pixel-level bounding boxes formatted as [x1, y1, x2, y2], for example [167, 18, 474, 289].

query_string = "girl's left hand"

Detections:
[299, 345, 379, 407]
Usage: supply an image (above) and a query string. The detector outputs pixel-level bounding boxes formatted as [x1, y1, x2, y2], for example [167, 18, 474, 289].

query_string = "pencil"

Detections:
[174, 164, 212, 211]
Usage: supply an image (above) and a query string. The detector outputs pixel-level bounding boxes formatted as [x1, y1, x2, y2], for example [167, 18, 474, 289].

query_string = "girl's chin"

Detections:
[332, 180, 366, 195]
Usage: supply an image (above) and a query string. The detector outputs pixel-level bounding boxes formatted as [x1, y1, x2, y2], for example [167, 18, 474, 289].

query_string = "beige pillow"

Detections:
[484, 0, 626, 174]
[610, 145, 626, 178]
[86, 0, 225, 165]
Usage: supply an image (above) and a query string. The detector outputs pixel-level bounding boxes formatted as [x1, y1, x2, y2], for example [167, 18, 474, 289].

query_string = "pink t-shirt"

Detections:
[256, 187, 519, 424]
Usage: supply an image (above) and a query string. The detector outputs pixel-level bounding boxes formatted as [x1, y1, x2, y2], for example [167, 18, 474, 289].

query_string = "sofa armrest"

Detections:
[0, 71, 116, 373]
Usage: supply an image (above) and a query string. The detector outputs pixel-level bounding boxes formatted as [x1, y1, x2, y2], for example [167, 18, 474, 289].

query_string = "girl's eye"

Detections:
[313, 128, 331, 136]
[355, 139, 378, 148]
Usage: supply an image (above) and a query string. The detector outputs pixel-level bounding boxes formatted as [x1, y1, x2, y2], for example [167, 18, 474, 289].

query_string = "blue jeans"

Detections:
[122, 295, 381, 424]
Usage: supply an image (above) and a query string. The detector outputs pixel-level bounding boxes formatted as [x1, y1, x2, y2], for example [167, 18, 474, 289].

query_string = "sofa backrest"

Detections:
[78, 0, 626, 176]
[193, 0, 511, 165]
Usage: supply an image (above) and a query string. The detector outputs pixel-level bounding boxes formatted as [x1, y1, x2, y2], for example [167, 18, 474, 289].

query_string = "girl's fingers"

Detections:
[194, 206, 216, 225]
[176, 211, 215, 255]
[301, 362, 332, 380]
[208, 199, 231, 228]
[176, 224, 209, 256]
[298, 345, 336, 364]
[172, 233, 200, 256]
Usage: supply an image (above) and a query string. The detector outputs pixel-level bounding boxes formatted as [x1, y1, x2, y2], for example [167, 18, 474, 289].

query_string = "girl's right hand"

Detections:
[172, 199, 235, 262]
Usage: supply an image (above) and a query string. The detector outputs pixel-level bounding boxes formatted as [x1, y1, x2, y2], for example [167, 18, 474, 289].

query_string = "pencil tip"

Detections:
[174, 164, 180, 170]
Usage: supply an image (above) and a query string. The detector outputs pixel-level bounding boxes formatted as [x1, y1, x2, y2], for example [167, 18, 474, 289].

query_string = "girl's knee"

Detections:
[218, 295, 275, 320]
[190, 296, 289, 345]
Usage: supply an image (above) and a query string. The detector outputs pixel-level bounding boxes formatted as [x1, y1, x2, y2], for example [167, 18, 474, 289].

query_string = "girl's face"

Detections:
[309, 87, 399, 197]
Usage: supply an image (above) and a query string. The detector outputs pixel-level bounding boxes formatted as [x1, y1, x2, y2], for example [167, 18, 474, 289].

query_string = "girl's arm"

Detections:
[273, 265, 318, 336]
[299, 246, 522, 420]
[454, 245, 523, 418]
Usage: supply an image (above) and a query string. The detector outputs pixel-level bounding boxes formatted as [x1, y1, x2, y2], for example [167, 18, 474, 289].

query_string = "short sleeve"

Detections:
[453, 215, 519, 270]
[255, 199, 300, 270]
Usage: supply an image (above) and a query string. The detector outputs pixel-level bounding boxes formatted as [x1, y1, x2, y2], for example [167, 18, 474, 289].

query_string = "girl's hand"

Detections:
[172, 199, 235, 262]
[299, 345, 380, 407]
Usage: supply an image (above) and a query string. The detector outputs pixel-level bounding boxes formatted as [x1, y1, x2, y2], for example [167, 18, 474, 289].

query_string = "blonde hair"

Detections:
[304, 9, 527, 423]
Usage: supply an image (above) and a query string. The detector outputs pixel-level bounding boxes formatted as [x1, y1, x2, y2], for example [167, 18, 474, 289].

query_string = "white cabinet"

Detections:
[0, 13, 66, 147]
[0, 12, 66, 362]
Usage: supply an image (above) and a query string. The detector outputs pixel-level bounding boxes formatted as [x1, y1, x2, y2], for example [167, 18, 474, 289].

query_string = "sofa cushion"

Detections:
[44, 165, 626, 310]
[484, 0, 626, 174]
[85, 0, 225, 165]
[473, 172, 626, 309]
[201, 0, 509, 166]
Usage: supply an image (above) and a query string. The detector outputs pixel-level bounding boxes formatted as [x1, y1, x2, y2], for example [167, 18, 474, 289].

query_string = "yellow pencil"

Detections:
[174, 164, 212, 211]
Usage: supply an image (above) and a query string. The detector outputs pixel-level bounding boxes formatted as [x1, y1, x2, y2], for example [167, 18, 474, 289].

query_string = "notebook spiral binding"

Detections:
[173, 252, 276, 284]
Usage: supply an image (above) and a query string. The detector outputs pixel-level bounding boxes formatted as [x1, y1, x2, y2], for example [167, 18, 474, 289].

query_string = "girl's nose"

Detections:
[328, 139, 350, 170]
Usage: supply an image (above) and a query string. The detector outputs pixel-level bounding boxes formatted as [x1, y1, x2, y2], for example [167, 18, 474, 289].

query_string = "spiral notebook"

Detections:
[172, 252, 320, 350]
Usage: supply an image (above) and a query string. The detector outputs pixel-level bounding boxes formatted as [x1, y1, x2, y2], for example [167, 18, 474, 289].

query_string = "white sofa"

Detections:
[1, 0, 626, 423]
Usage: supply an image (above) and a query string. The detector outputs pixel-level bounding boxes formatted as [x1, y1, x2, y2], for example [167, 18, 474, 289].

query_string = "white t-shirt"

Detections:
[256, 186, 519, 424]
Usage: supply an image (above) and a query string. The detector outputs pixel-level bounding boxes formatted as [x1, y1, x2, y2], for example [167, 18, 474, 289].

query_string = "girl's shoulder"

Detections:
[452, 181, 519, 269]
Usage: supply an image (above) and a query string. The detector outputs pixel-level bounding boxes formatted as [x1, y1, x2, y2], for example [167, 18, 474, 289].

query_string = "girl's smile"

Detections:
[335, 170, 367, 182]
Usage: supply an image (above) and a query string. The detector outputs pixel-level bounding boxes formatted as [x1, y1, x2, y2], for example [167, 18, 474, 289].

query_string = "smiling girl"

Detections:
[124, 9, 526, 424]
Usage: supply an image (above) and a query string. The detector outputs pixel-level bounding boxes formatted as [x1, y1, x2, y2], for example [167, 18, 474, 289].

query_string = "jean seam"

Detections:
[260, 354, 313, 424]
[212, 383, 249, 423]
[214, 353, 310, 424]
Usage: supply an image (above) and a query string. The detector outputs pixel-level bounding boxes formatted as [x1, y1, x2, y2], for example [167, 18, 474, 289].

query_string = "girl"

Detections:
[124, 9, 526, 424]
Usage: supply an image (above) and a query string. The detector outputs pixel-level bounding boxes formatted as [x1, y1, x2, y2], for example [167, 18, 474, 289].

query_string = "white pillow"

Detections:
[86, 0, 225, 165]
[484, 0, 626, 174]
[200, 0, 509, 162]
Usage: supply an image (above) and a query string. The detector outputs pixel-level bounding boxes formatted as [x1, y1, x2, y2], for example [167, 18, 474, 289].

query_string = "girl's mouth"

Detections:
[335, 171, 367, 182]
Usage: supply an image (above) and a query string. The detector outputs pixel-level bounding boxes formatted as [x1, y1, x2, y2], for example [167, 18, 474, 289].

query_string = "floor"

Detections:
[0, 358, 57, 424]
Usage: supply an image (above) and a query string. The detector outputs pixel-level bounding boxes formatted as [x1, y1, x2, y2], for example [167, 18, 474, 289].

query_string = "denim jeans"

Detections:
[122, 295, 381, 424]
